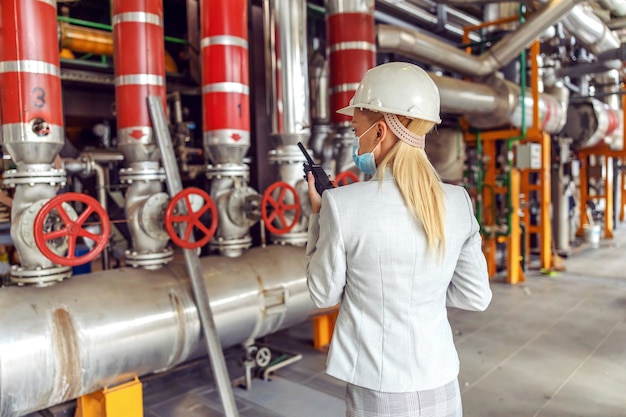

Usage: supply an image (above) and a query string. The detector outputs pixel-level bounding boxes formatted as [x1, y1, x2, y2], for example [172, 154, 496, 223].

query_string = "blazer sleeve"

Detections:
[447, 189, 492, 311]
[305, 191, 347, 308]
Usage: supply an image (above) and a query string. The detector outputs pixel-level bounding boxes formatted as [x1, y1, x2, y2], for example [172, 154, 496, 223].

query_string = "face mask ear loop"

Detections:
[357, 122, 378, 154]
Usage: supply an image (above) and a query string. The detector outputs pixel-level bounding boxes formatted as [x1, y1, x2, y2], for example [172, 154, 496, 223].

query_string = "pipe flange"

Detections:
[10, 264, 72, 287]
[20, 199, 77, 251]
[119, 167, 166, 184]
[124, 247, 174, 270]
[206, 163, 249, 180]
[227, 187, 260, 226]
[2, 168, 67, 188]
[268, 146, 307, 165]
[140, 192, 170, 241]
[209, 236, 252, 258]
[270, 231, 307, 247]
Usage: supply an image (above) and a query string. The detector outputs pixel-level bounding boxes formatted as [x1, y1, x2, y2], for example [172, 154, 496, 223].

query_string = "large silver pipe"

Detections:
[0, 245, 316, 417]
[600, 0, 626, 17]
[264, 0, 310, 145]
[430, 73, 566, 133]
[375, 0, 482, 42]
[432, 74, 509, 116]
[561, 4, 621, 55]
[377, 0, 581, 77]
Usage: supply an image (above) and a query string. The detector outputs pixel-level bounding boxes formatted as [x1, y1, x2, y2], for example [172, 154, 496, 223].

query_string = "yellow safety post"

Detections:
[313, 311, 338, 350]
[605, 156, 614, 238]
[619, 167, 626, 222]
[508, 169, 524, 284]
[75, 377, 143, 417]
[539, 132, 552, 269]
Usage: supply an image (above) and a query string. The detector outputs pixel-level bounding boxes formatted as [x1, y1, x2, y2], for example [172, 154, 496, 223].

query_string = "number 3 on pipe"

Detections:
[164, 188, 218, 249]
[34, 193, 111, 267]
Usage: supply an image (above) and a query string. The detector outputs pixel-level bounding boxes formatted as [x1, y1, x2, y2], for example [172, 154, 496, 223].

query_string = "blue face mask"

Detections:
[352, 123, 378, 175]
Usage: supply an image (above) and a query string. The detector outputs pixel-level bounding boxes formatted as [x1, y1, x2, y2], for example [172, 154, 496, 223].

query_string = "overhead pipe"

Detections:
[327, 0, 376, 173]
[0, 0, 71, 286]
[112, 0, 172, 269]
[264, 0, 311, 246]
[201, 0, 261, 257]
[430, 73, 566, 133]
[600, 0, 626, 16]
[0, 245, 318, 417]
[561, 3, 621, 55]
[377, 0, 583, 78]
[375, 0, 482, 42]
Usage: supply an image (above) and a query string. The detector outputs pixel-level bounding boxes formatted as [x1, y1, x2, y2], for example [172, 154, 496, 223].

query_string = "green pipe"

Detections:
[498, 5, 528, 238]
[57, 15, 188, 45]
[57, 15, 111, 31]
[60, 57, 111, 69]
[476, 130, 484, 228]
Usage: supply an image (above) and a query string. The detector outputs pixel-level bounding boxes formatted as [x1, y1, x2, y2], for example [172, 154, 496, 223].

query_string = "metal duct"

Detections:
[600, 0, 626, 16]
[562, 99, 621, 148]
[430, 74, 567, 133]
[201, 0, 250, 165]
[264, 0, 310, 145]
[598, 70, 623, 150]
[0, 245, 317, 417]
[377, 0, 581, 78]
[431, 73, 513, 118]
[375, 0, 482, 42]
[561, 4, 621, 55]
[425, 128, 466, 182]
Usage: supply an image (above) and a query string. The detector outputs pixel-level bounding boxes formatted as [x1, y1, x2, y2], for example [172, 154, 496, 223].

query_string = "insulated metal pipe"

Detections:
[0, 0, 64, 166]
[201, 0, 250, 165]
[430, 73, 567, 133]
[377, 0, 582, 78]
[112, 0, 166, 164]
[264, 0, 311, 144]
[327, 0, 376, 126]
[0, 245, 316, 417]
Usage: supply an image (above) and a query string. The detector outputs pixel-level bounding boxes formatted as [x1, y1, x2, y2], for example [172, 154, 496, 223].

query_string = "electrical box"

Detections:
[516, 143, 542, 169]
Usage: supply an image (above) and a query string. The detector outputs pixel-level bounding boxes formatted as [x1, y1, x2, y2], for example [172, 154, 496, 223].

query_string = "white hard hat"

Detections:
[337, 62, 441, 124]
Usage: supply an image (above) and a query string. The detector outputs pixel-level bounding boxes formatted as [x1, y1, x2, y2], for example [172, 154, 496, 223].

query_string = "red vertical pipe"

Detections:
[0, 0, 64, 165]
[327, 1, 376, 125]
[201, 0, 250, 159]
[112, 0, 166, 154]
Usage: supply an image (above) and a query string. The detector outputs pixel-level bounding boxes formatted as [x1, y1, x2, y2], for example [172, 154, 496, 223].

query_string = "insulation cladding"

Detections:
[201, 0, 250, 164]
[327, 0, 376, 125]
[112, 0, 167, 158]
[0, 0, 64, 165]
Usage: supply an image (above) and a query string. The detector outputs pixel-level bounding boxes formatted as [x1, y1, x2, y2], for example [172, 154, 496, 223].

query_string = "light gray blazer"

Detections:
[306, 171, 492, 392]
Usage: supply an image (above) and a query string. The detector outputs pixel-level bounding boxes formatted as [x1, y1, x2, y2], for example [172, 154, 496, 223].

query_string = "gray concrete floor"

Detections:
[37, 226, 626, 417]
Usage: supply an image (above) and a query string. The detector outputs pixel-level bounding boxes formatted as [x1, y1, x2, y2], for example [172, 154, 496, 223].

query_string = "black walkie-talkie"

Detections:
[297, 142, 334, 195]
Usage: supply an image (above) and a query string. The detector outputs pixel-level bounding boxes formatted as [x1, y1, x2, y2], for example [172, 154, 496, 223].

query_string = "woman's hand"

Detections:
[307, 172, 322, 214]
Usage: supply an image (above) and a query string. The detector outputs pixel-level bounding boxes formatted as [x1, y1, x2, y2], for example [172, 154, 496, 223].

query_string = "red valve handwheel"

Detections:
[261, 181, 301, 235]
[34, 193, 111, 267]
[335, 171, 359, 186]
[165, 188, 217, 249]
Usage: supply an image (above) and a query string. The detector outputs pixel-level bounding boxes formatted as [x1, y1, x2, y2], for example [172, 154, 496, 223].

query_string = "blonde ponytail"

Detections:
[378, 116, 446, 256]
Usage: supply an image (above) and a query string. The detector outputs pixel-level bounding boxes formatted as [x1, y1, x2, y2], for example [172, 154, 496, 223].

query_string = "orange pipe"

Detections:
[60, 22, 178, 73]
